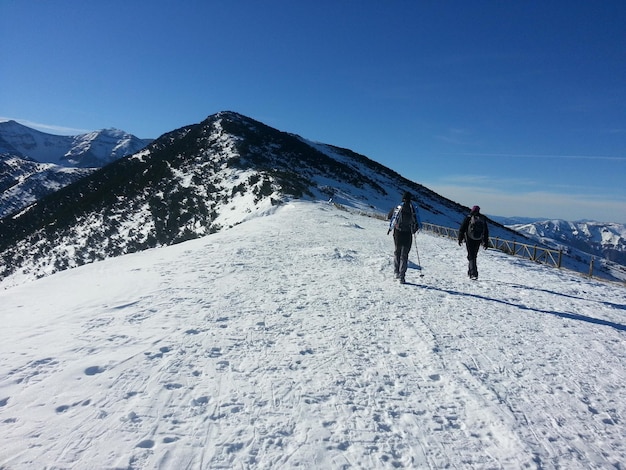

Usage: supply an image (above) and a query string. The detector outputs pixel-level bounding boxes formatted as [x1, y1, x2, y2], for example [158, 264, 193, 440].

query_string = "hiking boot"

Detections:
[400, 277, 406, 284]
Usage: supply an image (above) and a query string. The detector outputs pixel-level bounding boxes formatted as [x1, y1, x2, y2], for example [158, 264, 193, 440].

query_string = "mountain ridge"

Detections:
[0, 112, 623, 285]
[0, 111, 532, 286]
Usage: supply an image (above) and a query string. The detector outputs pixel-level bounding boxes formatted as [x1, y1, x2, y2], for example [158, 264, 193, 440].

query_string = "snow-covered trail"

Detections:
[1, 202, 625, 469]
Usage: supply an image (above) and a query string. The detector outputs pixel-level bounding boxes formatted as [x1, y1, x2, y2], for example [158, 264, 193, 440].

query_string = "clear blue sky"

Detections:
[2, 0, 625, 223]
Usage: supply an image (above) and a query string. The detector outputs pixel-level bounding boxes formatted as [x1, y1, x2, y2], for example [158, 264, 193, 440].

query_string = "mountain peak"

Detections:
[0, 121, 150, 167]
[0, 119, 32, 129]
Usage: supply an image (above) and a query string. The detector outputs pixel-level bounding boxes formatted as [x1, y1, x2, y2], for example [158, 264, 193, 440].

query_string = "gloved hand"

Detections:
[483, 243, 488, 249]
[458, 240, 462, 246]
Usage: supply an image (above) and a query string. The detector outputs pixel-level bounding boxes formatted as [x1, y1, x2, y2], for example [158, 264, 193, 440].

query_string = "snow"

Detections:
[509, 219, 626, 281]
[1, 201, 625, 469]
[0, 120, 148, 168]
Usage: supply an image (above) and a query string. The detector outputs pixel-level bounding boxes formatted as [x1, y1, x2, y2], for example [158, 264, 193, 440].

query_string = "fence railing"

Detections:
[421, 222, 563, 269]
[332, 203, 621, 283]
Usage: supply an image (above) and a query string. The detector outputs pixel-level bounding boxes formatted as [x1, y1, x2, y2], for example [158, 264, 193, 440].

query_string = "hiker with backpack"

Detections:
[387, 192, 422, 284]
[458, 205, 489, 280]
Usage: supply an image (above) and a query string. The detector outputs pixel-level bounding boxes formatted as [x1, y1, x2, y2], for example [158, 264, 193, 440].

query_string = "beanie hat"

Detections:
[471, 205, 480, 213]
[402, 192, 412, 201]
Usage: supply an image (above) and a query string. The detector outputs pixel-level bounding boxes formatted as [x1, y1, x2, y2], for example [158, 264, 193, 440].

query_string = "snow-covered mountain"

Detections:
[0, 111, 621, 284]
[0, 120, 152, 167]
[0, 120, 152, 219]
[1, 201, 625, 469]
[508, 219, 626, 267]
[0, 154, 95, 219]
[0, 111, 535, 286]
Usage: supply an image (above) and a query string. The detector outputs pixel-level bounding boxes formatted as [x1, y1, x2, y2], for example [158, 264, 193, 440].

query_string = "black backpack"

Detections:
[467, 214, 485, 240]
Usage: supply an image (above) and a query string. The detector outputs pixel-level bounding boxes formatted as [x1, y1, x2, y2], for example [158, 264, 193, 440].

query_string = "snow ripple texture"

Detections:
[0, 202, 625, 469]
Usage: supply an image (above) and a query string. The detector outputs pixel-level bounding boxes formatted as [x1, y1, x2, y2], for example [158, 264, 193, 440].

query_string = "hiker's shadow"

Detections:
[402, 281, 422, 287]
[408, 261, 423, 273]
[402, 263, 423, 287]
[500, 281, 626, 311]
[420, 284, 626, 332]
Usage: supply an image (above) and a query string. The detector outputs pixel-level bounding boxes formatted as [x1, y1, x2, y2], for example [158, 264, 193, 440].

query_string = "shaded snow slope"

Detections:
[1, 202, 625, 469]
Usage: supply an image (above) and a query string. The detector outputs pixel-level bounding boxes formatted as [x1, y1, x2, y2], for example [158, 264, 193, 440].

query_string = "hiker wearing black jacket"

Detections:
[387, 192, 421, 284]
[458, 205, 489, 280]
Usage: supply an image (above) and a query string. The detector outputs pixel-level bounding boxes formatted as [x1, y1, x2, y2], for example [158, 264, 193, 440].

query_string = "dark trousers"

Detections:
[393, 230, 413, 278]
[465, 238, 481, 277]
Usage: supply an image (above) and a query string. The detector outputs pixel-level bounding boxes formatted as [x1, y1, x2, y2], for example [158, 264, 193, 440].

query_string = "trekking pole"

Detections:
[414, 233, 424, 276]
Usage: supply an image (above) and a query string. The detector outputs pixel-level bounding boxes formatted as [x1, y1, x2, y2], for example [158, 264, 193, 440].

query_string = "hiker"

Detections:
[387, 192, 422, 284]
[458, 205, 489, 279]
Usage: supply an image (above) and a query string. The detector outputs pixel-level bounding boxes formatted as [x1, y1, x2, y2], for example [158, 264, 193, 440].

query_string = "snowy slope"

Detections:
[0, 120, 151, 167]
[0, 121, 73, 165]
[1, 201, 624, 469]
[0, 154, 94, 218]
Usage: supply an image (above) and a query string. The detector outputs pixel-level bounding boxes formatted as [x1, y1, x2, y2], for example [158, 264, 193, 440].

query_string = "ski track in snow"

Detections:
[1, 202, 625, 469]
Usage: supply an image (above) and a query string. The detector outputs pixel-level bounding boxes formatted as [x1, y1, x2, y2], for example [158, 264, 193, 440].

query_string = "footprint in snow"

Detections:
[208, 347, 222, 358]
[164, 383, 183, 390]
[84, 366, 105, 376]
[192, 396, 210, 406]
[136, 439, 155, 449]
[145, 346, 172, 360]
[55, 398, 92, 414]
[56, 405, 70, 413]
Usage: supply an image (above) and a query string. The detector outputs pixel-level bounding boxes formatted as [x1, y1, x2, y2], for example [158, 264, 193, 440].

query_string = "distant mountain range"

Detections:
[0, 120, 152, 219]
[506, 219, 626, 266]
[489, 214, 626, 267]
[0, 112, 624, 284]
[0, 120, 152, 167]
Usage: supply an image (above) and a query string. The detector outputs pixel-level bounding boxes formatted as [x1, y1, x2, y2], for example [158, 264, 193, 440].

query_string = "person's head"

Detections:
[402, 191, 412, 202]
[471, 205, 480, 214]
